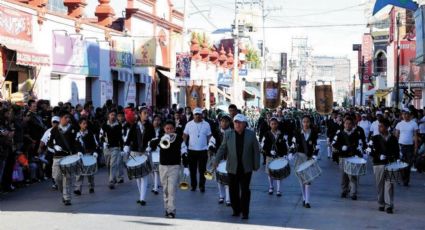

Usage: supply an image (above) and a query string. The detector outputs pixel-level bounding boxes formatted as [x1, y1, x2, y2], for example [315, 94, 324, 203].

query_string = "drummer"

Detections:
[209, 114, 233, 205]
[151, 115, 163, 195]
[124, 106, 156, 206]
[262, 117, 288, 197]
[333, 116, 363, 200]
[290, 115, 319, 208]
[369, 119, 400, 214]
[47, 111, 80, 206]
[74, 117, 99, 195]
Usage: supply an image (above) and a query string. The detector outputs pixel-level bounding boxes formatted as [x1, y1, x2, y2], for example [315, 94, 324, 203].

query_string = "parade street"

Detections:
[1, 140, 424, 230]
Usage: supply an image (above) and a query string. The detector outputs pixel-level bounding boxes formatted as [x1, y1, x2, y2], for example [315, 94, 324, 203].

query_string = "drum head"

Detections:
[60, 155, 80, 165]
[126, 155, 147, 167]
[82, 155, 96, 166]
[346, 157, 366, 164]
[296, 160, 315, 173]
[151, 151, 160, 163]
[217, 161, 227, 173]
[268, 158, 289, 170]
[385, 161, 408, 171]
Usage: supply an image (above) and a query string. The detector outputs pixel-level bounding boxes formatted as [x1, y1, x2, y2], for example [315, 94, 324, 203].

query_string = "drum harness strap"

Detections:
[58, 128, 72, 156]
[378, 135, 391, 164]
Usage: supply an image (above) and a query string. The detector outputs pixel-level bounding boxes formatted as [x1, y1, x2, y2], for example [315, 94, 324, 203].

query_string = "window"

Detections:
[47, 0, 67, 14]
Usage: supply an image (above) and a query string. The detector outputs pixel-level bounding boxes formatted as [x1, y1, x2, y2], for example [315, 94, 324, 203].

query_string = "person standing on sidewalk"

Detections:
[183, 108, 212, 192]
[214, 114, 261, 220]
[99, 110, 123, 189]
[395, 108, 418, 187]
[369, 119, 399, 214]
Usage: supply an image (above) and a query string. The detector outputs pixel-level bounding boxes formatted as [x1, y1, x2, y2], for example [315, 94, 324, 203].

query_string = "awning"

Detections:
[2, 44, 50, 67]
[139, 73, 152, 84]
[375, 89, 392, 98]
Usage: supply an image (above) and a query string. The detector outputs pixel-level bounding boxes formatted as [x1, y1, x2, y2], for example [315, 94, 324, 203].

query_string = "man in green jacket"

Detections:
[214, 114, 261, 220]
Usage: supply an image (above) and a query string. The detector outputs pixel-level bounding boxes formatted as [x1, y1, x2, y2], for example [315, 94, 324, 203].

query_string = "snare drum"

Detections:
[59, 155, 82, 177]
[296, 159, 322, 184]
[343, 157, 367, 176]
[126, 155, 152, 180]
[216, 161, 229, 185]
[384, 161, 408, 183]
[268, 158, 291, 180]
[81, 155, 97, 176]
[151, 150, 160, 172]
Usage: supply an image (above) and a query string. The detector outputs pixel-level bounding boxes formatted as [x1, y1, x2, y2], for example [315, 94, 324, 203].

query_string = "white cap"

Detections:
[51, 116, 60, 123]
[402, 108, 411, 113]
[233, 114, 247, 122]
[376, 111, 383, 116]
[193, 107, 203, 115]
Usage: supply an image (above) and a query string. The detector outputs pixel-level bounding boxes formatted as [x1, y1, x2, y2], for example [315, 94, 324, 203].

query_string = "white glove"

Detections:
[53, 145, 62, 152]
[146, 146, 152, 152]
[183, 168, 190, 177]
[365, 147, 372, 154]
[380, 154, 386, 160]
[284, 135, 288, 141]
[120, 151, 127, 157]
[342, 145, 348, 151]
[270, 150, 276, 156]
[312, 155, 318, 161]
[77, 152, 83, 158]
[93, 152, 98, 158]
[103, 142, 108, 149]
[399, 152, 403, 159]
[288, 153, 294, 161]
[123, 145, 130, 153]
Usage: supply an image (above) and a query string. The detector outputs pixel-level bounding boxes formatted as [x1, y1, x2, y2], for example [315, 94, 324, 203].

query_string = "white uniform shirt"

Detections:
[184, 120, 212, 151]
[40, 127, 53, 145]
[358, 120, 371, 137]
[396, 120, 419, 145]
[370, 120, 380, 137]
[419, 117, 425, 134]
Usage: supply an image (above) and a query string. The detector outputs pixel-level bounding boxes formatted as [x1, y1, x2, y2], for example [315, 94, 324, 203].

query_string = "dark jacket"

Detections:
[47, 125, 78, 158]
[370, 134, 400, 165]
[333, 129, 363, 158]
[293, 129, 319, 158]
[151, 134, 188, 167]
[262, 131, 288, 158]
[76, 130, 98, 154]
[100, 121, 123, 148]
[126, 121, 155, 152]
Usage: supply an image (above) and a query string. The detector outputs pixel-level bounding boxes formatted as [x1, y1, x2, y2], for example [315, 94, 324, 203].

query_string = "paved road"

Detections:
[1, 140, 425, 230]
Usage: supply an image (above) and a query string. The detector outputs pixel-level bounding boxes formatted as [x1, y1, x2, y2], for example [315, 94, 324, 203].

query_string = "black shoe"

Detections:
[89, 188, 94, 194]
[52, 184, 58, 190]
[268, 188, 273, 195]
[165, 211, 169, 217]
[232, 212, 240, 217]
[151, 189, 159, 195]
[379, 207, 385, 212]
[200, 188, 205, 193]
[137, 200, 141, 204]
[191, 187, 196, 192]
[118, 179, 124, 184]
[351, 195, 357, 200]
[218, 198, 224, 204]
[109, 184, 115, 190]
[302, 201, 306, 207]
[140, 200, 146, 206]
[73, 190, 81, 196]
[276, 191, 282, 197]
[226, 202, 231, 206]
[341, 192, 348, 198]
[166, 213, 175, 218]
[64, 200, 72, 206]
[386, 207, 393, 214]
[305, 203, 311, 208]
[241, 215, 249, 220]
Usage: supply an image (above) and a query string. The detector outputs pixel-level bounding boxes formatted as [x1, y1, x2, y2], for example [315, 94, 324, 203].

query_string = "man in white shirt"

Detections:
[358, 114, 371, 141]
[370, 111, 384, 138]
[183, 108, 212, 192]
[395, 108, 419, 187]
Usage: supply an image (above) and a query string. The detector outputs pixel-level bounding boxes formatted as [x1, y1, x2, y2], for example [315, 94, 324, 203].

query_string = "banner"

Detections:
[263, 81, 280, 109]
[0, 6, 32, 44]
[186, 85, 204, 109]
[373, 0, 418, 15]
[362, 34, 373, 84]
[134, 37, 156, 66]
[110, 38, 132, 68]
[87, 42, 100, 76]
[315, 84, 333, 115]
[176, 52, 191, 79]
[52, 34, 88, 75]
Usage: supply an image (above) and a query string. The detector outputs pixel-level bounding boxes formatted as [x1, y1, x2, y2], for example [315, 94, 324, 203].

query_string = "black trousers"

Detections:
[228, 172, 252, 216]
[188, 150, 208, 189]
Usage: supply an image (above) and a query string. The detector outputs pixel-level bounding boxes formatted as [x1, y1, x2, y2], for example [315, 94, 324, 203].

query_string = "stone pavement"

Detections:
[1, 139, 425, 230]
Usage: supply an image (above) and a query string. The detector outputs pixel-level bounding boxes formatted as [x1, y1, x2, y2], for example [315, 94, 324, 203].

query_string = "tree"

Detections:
[246, 47, 260, 69]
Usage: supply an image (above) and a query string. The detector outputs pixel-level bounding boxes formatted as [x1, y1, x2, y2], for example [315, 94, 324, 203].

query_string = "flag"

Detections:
[373, 0, 418, 15]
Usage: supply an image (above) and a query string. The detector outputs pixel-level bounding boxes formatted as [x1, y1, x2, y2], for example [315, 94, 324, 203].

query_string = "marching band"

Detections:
[36, 104, 419, 218]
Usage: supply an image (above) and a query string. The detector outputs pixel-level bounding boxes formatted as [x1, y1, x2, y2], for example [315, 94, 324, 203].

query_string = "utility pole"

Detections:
[395, 13, 401, 108]
[232, 0, 240, 107]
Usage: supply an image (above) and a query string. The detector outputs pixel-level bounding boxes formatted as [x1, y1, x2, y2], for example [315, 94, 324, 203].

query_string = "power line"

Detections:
[189, 0, 218, 29]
